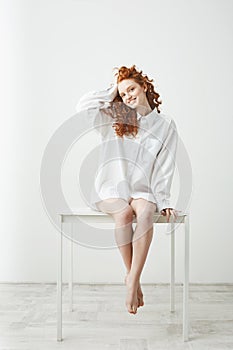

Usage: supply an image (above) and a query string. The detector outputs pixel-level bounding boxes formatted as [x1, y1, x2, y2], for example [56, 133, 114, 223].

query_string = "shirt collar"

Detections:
[136, 108, 158, 129]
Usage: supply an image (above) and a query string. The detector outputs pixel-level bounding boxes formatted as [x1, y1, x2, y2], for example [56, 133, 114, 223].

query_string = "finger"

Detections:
[166, 209, 170, 223]
[171, 210, 177, 222]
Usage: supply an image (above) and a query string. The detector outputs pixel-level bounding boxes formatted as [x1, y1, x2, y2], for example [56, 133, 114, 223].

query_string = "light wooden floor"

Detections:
[0, 283, 232, 349]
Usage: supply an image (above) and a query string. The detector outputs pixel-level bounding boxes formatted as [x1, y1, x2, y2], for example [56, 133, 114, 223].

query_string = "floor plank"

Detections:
[0, 283, 232, 349]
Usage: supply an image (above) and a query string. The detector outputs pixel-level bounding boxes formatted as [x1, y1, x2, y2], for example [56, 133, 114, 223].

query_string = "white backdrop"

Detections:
[1, 0, 233, 283]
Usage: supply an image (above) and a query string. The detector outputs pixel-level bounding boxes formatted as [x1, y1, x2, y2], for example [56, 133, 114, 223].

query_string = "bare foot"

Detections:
[125, 273, 144, 308]
[137, 283, 144, 307]
[124, 274, 140, 314]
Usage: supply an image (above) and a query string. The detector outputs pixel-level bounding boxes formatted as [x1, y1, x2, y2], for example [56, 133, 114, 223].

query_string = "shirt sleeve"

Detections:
[75, 83, 118, 138]
[150, 118, 178, 213]
[75, 83, 118, 112]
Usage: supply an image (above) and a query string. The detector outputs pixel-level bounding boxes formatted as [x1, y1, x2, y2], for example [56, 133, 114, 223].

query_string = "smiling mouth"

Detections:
[128, 98, 137, 104]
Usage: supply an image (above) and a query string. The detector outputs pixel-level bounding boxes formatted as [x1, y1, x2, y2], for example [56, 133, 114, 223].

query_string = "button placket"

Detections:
[127, 118, 147, 179]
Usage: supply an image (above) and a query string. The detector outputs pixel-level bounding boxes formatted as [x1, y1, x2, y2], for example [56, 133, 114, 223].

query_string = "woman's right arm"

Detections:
[75, 83, 118, 113]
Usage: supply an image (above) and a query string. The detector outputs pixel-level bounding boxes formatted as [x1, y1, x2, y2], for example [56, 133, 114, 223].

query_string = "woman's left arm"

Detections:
[151, 118, 178, 222]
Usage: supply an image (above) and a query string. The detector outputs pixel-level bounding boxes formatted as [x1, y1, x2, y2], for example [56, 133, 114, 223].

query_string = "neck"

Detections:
[136, 104, 152, 116]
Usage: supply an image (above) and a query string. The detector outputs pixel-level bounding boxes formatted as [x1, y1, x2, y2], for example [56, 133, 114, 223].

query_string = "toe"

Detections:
[132, 305, 137, 314]
[126, 303, 137, 314]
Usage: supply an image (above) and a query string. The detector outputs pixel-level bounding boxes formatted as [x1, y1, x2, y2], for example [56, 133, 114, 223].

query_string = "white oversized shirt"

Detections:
[75, 83, 178, 213]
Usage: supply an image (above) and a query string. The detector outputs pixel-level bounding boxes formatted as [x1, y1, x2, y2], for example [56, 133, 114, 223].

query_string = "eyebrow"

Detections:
[119, 85, 134, 96]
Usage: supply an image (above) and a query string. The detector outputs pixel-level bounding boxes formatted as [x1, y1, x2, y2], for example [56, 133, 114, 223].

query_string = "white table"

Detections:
[57, 208, 190, 342]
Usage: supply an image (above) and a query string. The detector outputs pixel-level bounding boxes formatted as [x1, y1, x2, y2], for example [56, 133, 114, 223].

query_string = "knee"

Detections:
[136, 209, 155, 227]
[111, 206, 134, 225]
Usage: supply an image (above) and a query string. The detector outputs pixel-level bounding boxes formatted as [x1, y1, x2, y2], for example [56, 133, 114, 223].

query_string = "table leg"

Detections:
[57, 217, 63, 341]
[69, 223, 73, 312]
[183, 214, 190, 341]
[170, 219, 175, 312]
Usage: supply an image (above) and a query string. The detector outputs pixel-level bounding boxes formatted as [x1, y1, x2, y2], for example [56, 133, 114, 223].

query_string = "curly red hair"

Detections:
[101, 64, 162, 139]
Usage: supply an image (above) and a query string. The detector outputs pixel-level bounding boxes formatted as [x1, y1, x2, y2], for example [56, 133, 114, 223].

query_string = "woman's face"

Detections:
[117, 79, 147, 110]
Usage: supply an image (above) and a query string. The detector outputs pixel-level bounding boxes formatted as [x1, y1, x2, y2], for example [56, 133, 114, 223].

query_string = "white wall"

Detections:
[1, 0, 233, 283]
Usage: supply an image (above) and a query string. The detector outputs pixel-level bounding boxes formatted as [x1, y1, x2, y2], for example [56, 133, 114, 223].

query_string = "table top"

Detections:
[58, 207, 188, 217]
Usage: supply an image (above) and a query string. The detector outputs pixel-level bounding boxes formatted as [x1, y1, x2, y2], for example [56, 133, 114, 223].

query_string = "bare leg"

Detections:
[113, 214, 134, 274]
[96, 198, 155, 314]
[96, 198, 144, 309]
[113, 216, 146, 309]
[125, 199, 156, 314]
[96, 198, 134, 274]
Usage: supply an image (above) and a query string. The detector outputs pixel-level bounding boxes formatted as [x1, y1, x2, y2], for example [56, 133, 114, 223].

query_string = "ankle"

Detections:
[127, 272, 140, 284]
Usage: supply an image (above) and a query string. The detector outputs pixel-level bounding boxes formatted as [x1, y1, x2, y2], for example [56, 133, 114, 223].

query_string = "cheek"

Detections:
[136, 89, 143, 96]
[136, 91, 143, 99]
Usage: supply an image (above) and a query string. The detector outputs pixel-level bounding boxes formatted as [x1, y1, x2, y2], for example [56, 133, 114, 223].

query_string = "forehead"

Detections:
[118, 79, 138, 93]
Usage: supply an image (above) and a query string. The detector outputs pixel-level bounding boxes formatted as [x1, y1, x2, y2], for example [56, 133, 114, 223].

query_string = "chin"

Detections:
[127, 102, 137, 109]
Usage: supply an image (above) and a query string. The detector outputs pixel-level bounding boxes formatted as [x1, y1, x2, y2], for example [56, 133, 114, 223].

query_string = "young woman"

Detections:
[76, 64, 178, 315]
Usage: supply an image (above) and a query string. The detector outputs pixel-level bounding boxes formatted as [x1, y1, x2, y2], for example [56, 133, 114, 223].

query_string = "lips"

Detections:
[129, 98, 136, 104]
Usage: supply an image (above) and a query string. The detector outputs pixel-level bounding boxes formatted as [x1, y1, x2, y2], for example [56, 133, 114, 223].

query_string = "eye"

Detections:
[130, 87, 134, 91]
